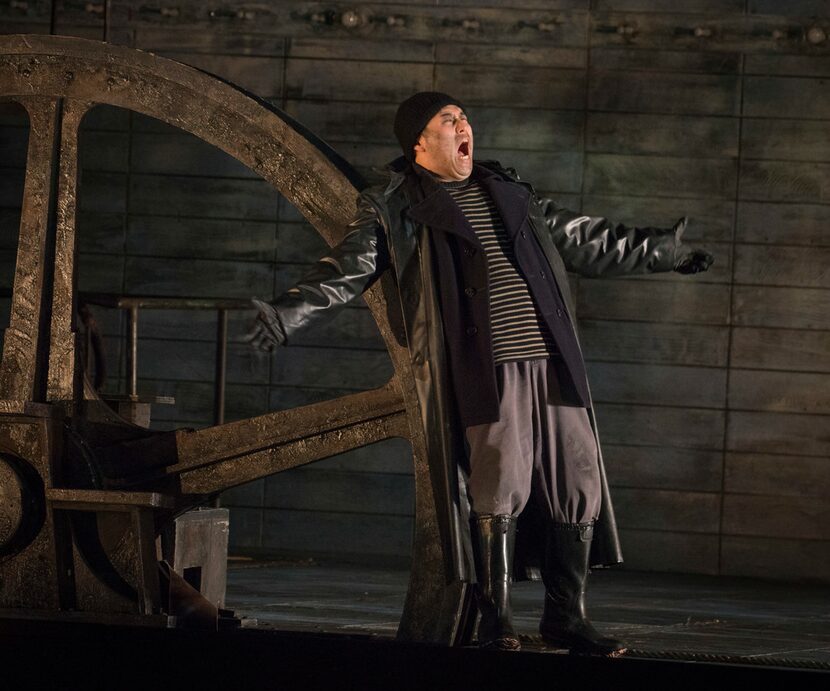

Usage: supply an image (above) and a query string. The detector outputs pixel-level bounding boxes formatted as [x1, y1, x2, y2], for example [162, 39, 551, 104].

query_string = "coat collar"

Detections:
[397, 160, 532, 242]
[475, 165, 531, 240]
[406, 176, 479, 245]
[383, 155, 409, 196]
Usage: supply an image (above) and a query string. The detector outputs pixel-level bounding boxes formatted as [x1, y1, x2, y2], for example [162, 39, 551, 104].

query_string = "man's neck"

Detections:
[438, 177, 472, 190]
[413, 161, 471, 187]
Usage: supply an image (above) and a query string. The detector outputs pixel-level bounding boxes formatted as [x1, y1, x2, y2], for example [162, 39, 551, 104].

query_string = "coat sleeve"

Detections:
[270, 193, 391, 343]
[534, 196, 686, 279]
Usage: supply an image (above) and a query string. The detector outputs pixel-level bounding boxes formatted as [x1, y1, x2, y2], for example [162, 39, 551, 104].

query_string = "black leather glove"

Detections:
[244, 298, 287, 352]
[673, 248, 714, 275]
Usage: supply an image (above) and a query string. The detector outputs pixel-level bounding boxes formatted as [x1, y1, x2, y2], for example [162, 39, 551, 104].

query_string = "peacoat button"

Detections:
[466, 326, 478, 336]
[464, 247, 477, 256]
[465, 286, 477, 297]
[557, 308, 563, 317]
[521, 231, 527, 239]
[539, 271, 546, 279]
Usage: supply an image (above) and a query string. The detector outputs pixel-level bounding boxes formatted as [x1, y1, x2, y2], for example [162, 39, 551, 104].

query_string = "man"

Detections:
[247, 92, 713, 654]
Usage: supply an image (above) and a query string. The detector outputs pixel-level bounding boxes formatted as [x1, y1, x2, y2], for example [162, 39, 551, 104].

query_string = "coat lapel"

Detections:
[476, 168, 532, 241]
[405, 164, 532, 246]
[406, 187, 481, 247]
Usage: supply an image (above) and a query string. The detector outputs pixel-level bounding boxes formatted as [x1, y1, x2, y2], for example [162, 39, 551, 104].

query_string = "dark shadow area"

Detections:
[0, 100, 29, 351]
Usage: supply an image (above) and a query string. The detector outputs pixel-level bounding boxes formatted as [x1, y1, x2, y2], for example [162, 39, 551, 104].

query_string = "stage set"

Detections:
[0, 2, 828, 688]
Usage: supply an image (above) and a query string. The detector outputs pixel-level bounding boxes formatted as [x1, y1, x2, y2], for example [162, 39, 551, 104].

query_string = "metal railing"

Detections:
[80, 293, 252, 426]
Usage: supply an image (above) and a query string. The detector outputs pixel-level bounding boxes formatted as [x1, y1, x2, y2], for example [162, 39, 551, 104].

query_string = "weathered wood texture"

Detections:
[1, 1, 829, 582]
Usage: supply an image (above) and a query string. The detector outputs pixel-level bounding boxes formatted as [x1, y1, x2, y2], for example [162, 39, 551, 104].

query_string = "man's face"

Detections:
[413, 105, 473, 181]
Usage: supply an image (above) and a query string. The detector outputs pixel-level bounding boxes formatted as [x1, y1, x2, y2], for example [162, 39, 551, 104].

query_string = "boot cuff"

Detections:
[473, 514, 517, 535]
[550, 521, 595, 542]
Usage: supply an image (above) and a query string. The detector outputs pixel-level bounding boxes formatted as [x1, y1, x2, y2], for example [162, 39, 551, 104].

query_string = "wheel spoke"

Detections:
[174, 382, 407, 494]
[47, 97, 91, 403]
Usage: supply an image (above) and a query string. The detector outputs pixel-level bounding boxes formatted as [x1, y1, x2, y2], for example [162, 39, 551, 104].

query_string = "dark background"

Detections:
[1, 1, 828, 583]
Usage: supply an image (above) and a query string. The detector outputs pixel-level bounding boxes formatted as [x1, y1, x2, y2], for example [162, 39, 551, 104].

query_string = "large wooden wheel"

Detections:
[0, 34, 470, 644]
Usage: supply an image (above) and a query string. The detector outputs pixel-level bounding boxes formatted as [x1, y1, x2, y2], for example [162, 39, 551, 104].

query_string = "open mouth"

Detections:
[457, 140, 470, 159]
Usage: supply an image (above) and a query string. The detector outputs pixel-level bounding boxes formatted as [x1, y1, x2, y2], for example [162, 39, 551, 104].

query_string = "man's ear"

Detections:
[413, 134, 427, 154]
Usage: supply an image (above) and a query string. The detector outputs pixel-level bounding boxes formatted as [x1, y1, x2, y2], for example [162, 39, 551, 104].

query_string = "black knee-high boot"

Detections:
[539, 522, 626, 655]
[471, 514, 521, 650]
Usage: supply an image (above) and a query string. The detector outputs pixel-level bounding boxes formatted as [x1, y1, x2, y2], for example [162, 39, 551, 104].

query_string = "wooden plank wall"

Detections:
[1, 1, 828, 582]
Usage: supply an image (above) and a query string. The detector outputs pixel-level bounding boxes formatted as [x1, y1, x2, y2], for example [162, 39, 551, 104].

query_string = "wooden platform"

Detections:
[226, 560, 830, 665]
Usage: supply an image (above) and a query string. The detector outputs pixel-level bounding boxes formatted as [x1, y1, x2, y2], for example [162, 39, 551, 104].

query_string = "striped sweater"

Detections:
[442, 177, 557, 364]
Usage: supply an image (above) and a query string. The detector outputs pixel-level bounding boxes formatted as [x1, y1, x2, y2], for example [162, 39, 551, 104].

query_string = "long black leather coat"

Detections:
[272, 156, 686, 578]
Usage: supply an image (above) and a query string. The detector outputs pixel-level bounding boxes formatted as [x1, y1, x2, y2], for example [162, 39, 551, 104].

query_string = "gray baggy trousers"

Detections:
[464, 358, 601, 524]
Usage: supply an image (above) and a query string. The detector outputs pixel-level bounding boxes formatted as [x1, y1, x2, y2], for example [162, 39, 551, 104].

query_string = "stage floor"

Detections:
[5, 562, 829, 689]
[226, 560, 830, 665]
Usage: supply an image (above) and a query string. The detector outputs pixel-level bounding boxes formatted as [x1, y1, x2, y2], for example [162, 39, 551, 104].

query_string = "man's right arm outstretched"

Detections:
[246, 194, 390, 351]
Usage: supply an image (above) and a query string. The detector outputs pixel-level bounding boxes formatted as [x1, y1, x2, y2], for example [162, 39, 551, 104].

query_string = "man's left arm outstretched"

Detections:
[535, 197, 714, 278]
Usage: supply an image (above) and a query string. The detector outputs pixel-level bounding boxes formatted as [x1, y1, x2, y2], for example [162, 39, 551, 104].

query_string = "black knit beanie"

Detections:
[394, 91, 466, 161]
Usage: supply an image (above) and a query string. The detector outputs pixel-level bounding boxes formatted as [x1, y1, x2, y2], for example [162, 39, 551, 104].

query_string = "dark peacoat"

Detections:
[271, 156, 688, 581]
